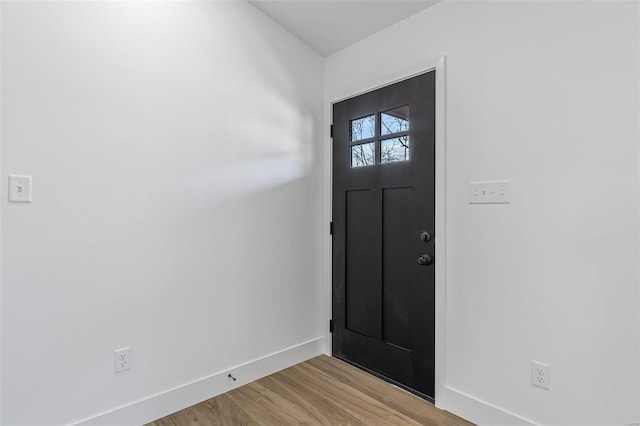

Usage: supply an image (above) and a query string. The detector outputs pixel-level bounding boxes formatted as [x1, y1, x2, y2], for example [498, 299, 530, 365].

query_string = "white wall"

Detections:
[0, 1, 324, 425]
[326, 1, 639, 425]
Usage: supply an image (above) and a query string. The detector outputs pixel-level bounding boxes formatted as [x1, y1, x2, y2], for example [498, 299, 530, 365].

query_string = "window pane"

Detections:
[351, 115, 375, 141]
[351, 142, 375, 167]
[381, 106, 409, 136]
[381, 137, 409, 163]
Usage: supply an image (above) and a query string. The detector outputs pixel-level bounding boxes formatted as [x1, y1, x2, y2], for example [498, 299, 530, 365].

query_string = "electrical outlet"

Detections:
[468, 180, 511, 204]
[531, 360, 550, 389]
[114, 347, 131, 373]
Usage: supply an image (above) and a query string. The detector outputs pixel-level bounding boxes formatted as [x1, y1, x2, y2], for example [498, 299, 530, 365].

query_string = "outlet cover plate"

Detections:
[114, 347, 131, 374]
[468, 180, 511, 204]
[531, 360, 550, 390]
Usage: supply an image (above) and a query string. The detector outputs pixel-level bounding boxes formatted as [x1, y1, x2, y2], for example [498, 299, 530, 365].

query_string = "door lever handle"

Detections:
[417, 254, 433, 266]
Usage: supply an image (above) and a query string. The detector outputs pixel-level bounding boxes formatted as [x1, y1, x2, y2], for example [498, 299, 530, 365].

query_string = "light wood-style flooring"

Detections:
[147, 355, 474, 425]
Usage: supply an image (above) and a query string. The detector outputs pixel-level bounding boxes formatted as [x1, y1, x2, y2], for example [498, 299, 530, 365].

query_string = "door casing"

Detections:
[324, 56, 447, 406]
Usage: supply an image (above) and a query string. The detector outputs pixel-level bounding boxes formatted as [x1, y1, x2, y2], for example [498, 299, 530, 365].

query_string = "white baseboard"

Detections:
[437, 385, 536, 426]
[74, 337, 325, 426]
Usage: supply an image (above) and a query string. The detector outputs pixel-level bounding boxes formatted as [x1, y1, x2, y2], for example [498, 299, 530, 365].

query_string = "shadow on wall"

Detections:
[187, 2, 318, 202]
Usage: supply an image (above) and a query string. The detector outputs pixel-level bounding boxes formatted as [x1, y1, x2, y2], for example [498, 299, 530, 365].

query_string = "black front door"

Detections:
[332, 71, 436, 399]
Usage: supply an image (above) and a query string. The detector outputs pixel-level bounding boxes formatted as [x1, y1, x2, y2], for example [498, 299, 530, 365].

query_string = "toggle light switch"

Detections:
[8, 175, 32, 203]
[468, 180, 510, 204]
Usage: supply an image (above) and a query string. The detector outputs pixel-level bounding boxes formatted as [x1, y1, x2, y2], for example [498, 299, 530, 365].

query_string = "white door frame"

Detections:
[323, 56, 447, 405]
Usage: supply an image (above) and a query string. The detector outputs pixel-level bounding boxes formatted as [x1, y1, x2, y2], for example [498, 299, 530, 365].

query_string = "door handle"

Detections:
[417, 254, 433, 266]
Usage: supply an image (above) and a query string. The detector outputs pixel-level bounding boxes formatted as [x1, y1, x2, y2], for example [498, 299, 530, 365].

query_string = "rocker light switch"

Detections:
[8, 175, 32, 203]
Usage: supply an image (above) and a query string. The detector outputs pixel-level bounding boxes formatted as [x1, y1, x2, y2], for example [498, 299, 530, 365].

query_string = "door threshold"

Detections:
[332, 354, 434, 404]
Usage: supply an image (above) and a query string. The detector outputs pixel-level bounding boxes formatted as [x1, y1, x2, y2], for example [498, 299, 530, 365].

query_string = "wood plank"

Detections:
[168, 393, 256, 426]
[307, 355, 474, 426]
[277, 362, 424, 425]
[146, 417, 176, 426]
[257, 367, 367, 424]
[204, 393, 258, 426]
[166, 401, 224, 426]
[225, 380, 308, 424]
[258, 373, 363, 424]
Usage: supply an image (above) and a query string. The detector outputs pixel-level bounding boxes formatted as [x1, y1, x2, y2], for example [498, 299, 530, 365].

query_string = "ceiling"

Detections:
[248, 0, 441, 57]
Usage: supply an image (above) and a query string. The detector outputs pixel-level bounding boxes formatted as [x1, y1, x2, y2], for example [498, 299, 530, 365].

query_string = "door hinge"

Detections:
[330, 124, 334, 138]
[329, 319, 335, 333]
[329, 221, 334, 235]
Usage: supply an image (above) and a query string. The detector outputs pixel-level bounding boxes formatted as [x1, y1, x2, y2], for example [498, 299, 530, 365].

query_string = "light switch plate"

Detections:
[468, 180, 510, 204]
[8, 175, 32, 203]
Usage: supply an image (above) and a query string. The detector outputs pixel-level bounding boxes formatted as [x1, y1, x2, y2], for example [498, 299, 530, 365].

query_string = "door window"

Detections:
[348, 105, 410, 167]
[350, 142, 376, 167]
